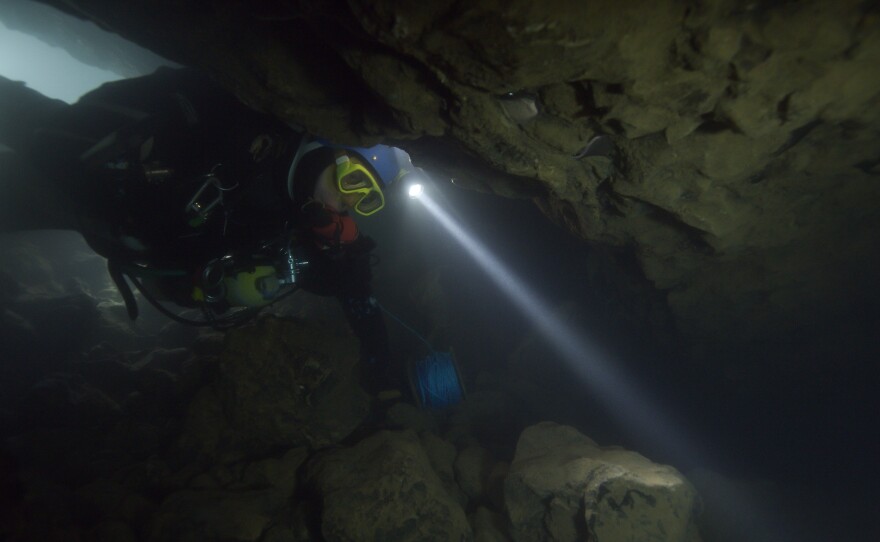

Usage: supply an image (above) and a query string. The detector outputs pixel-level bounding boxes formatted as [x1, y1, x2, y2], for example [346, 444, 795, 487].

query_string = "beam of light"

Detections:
[418, 192, 697, 458]
[417, 191, 799, 540]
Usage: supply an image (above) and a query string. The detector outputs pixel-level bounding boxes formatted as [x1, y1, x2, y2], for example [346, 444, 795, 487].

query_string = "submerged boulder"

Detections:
[177, 316, 369, 462]
[148, 488, 284, 542]
[505, 422, 701, 542]
[306, 430, 472, 541]
[75, 478, 156, 528]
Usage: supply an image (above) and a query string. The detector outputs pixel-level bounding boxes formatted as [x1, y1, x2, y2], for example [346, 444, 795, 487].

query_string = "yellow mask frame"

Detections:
[335, 154, 385, 216]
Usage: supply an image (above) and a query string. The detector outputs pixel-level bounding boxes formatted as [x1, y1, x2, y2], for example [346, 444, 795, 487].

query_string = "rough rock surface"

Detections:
[505, 422, 701, 542]
[30, 0, 880, 368]
[455, 444, 494, 501]
[178, 316, 369, 462]
[306, 429, 472, 541]
[0, 246, 719, 542]
[149, 488, 285, 542]
[470, 506, 511, 542]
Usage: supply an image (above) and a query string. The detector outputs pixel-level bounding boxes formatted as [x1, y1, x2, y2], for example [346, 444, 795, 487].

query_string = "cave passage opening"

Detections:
[0, 18, 122, 102]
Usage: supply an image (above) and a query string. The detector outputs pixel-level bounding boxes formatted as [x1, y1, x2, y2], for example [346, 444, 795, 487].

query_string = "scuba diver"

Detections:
[0, 67, 420, 394]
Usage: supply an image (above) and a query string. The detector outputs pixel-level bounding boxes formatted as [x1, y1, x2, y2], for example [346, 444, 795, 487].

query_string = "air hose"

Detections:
[111, 261, 299, 330]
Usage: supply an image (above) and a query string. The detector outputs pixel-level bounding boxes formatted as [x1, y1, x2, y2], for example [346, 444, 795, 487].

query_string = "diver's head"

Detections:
[324, 143, 416, 216]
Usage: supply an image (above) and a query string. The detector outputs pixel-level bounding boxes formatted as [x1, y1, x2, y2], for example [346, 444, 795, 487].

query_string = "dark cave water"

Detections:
[1, 175, 877, 540]
[2, 0, 878, 538]
[362, 179, 880, 541]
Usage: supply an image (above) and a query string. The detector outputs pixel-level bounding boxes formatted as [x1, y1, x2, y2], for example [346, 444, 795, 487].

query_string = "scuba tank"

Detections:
[110, 241, 311, 328]
[198, 243, 311, 308]
[42, 68, 312, 328]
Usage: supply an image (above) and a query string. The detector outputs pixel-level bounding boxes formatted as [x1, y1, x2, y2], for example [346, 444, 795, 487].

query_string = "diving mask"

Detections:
[335, 154, 385, 216]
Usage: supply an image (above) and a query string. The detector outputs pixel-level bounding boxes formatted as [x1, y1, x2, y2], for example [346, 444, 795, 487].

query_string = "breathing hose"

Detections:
[120, 269, 300, 330]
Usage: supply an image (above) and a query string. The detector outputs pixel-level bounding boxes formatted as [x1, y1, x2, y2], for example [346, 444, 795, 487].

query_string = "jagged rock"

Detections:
[148, 488, 284, 542]
[191, 329, 225, 356]
[21, 374, 121, 428]
[90, 308, 158, 351]
[470, 507, 511, 542]
[486, 461, 509, 512]
[134, 347, 191, 372]
[9, 292, 101, 354]
[0, 306, 37, 355]
[177, 316, 369, 462]
[116, 457, 174, 494]
[88, 520, 138, 542]
[385, 401, 438, 433]
[505, 422, 701, 542]
[307, 430, 472, 541]
[582, 456, 702, 542]
[420, 432, 456, 485]
[261, 524, 313, 542]
[70, 357, 138, 405]
[420, 432, 467, 506]
[0, 237, 62, 295]
[240, 446, 308, 495]
[5, 427, 107, 487]
[0, 76, 66, 156]
[125, 347, 200, 404]
[454, 444, 494, 501]
[7, 470, 81, 539]
[156, 321, 200, 349]
[75, 478, 155, 527]
[188, 462, 246, 491]
[177, 386, 228, 462]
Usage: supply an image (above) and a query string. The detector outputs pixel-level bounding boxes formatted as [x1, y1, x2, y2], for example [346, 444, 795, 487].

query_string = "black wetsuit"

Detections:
[7, 67, 392, 387]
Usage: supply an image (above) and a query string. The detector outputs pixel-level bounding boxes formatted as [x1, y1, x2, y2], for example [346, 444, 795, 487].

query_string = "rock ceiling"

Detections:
[33, 0, 880, 363]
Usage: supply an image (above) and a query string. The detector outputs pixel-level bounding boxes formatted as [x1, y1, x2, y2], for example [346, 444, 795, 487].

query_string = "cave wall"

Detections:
[28, 0, 880, 367]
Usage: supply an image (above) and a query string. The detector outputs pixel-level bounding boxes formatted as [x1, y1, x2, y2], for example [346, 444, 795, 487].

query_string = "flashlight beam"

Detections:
[418, 193, 699, 459]
[416, 192, 798, 542]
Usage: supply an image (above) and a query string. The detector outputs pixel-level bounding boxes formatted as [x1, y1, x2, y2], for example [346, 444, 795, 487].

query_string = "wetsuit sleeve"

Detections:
[295, 204, 392, 391]
[341, 293, 393, 392]
[335, 236, 393, 393]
